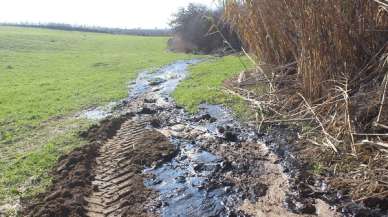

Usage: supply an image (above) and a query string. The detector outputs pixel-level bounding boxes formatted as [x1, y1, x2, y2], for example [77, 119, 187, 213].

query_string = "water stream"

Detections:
[143, 104, 245, 217]
[129, 60, 258, 216]
[78, 59, 200, 121]
[77, 59, 385, 217]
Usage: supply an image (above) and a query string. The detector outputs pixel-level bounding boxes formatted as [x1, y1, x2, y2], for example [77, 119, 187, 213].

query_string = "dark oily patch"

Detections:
[265, 127, 331, 215]
[119, 62, 262, 216]
[180, 104, 341, 217]
[143, 101, 268, 216]
[144, 141, 229, 217]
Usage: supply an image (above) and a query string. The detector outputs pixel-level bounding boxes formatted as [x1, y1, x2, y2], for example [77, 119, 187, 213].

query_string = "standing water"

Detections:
[130, 60, 259, 217]
[81, 59, 265, 216]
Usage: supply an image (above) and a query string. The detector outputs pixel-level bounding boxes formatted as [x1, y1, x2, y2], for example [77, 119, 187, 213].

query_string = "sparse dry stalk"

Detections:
[377, 72, 388, 123]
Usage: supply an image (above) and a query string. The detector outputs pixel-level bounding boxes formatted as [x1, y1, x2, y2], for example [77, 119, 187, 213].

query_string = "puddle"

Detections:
[143, 103, 260, 217]
[78, 59, 341, 217]
[79, 59, 244, 217]
[80, 102, 118, 120]
[129, 59, 202, 99]
[79, 59, 202, 121]
[144, 139, 228, 217]
[131, 60, 257, 216]
[24, 58, 377, 216]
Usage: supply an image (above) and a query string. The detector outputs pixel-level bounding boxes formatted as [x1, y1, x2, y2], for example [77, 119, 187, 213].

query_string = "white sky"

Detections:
[0, 0, 216, 29]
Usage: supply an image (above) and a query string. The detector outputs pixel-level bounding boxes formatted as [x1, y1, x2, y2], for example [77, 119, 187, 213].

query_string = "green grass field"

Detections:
[0, 26, 194, 204]
[0, 27, 252, 211]
[173, 56, 254, 119]
[0, 26, 193, 144]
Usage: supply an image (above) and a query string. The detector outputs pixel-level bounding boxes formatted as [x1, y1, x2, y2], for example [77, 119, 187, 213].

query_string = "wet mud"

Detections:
[262, 125, 388, 217]
[21, 59, 373, 217]
[24, 116, 131, 217]
[85, 120, 176, 217]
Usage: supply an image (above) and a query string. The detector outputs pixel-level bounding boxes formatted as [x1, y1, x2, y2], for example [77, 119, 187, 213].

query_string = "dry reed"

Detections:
[223, 0, 388, 201]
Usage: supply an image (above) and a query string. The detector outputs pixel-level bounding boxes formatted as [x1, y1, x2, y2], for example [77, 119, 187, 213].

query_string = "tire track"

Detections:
[85, 119, 175, 217]
[23, 60, 195, 217]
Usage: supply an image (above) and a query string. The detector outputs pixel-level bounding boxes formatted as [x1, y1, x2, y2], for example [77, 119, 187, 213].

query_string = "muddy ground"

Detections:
[22, 60, 387, 217]
[24, 113, 177, 217]
[23, 96, 337, 217]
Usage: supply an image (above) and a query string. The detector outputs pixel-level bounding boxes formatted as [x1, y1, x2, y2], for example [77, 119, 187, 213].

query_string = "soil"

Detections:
[224, 73, 388, 217]
[23, 115, 131, 217]
[24, 115, 177, 217]
[85, 120, 176, 217]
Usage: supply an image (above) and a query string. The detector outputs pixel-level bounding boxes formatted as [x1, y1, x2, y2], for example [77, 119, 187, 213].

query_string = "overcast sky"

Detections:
[0, 0, 216, 29]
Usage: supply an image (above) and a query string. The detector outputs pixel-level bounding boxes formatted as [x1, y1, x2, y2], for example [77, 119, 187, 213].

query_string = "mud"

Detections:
[261, 124, 388, 217]
[138, 97, 339, 217]
[22, 60, 203, 217]
[131, 99, 262, 216]
[225, 73, 388, 217]
[24, 115, 131, 217]
[85, 120, 176, 217]
[23, 59, 346, 217]
[125, 64, 340, 217]
[24, 114, 178, 217]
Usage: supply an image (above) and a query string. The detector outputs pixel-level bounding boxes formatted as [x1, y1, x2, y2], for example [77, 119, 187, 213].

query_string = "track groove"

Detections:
[85, 119, 147, 217]
[85, 117, 174, 217]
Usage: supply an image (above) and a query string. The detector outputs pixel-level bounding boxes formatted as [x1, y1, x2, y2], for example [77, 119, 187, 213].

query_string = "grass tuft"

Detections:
[173, 56, 254, 119]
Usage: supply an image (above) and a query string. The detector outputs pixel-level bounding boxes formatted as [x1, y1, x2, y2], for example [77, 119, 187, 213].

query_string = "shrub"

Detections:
[169, 3, 241, 53]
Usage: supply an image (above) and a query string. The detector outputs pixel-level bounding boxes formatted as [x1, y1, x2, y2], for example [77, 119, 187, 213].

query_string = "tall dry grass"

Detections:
[223, 0, 388, 201]
[225, 0, 387, 100]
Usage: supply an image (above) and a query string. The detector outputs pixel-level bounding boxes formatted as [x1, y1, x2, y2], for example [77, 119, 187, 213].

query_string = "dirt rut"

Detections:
[23, 60, 345, 217]
[85, 119, 176, 217]
[24, 116, 176, 217]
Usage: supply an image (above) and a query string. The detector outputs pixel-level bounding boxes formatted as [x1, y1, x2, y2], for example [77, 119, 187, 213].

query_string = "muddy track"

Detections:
[23, 60, 348, 217]
[85, 118, 176, 217]
[22, 60, 196, 217]
[85, 120, 149, 217]
[25, 116, 176, 217]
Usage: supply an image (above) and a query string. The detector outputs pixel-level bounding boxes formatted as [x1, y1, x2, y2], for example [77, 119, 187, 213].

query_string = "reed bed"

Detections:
[223, 0, 388, 202]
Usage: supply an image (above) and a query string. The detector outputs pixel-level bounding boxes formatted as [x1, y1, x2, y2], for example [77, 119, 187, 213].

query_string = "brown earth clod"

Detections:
[23, 114, 176, 217]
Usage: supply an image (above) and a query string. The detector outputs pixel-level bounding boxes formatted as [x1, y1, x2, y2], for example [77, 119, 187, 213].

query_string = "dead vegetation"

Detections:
[223, 0, 388, 203]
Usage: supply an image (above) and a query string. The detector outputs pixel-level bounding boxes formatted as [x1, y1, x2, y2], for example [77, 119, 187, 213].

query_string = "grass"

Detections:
[173, 55, 254, 120]
[0, 26, 195, 205]
[0, 26, 193, 144]
[0, 118, 90, 203]
[0, 27, 253, 212]
[0, 134, 85, 201]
